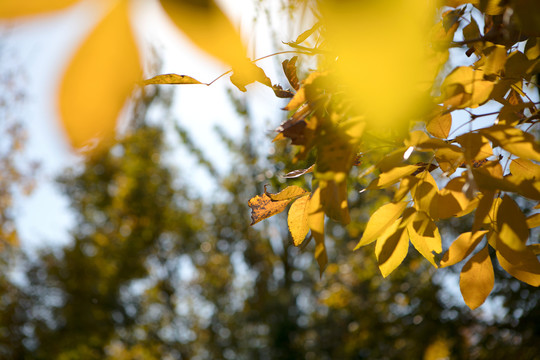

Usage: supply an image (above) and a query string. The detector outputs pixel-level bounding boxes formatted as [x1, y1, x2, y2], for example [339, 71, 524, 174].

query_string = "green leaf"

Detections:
[460, 245, 494, 310]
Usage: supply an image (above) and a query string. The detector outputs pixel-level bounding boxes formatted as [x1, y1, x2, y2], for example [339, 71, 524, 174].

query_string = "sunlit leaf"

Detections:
[411, 172, 439, 214]
[455, 133, 493, 161]
[375, 218, 409, 278]
[0, 0, 80, 17]
[495, 235, 540, 287]
[288, 195, 310, 246]
[480, 125, 540, 161]
[320, 179, 350, 224]
[510, 158, 540, 180]
[526, 213, 540, 228]
[439, 66, 494, 108]
[440, 230, 488, 267]
[248, 190, 291, 225]
[483, 45, 507, 77]
[407, 211, 442, 268]
[426, 108, 452, 139]
[496, 195, 529, 251]
[266, 185, 308, 201]
[367, 165, 420, 190]
[59, 0, 141, 150]
[143, 73, 205, 85]
[433, 177, 471, 219]
[355, 202, 408, 249]
[229, 62, 272, 92]
[460, 245, 494, 310]
[292, 21, 321, 44]
[308, 187, 327, 275]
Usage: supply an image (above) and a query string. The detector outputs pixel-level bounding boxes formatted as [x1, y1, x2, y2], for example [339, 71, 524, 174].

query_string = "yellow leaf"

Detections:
[375, 218, 409, 278]
[407, 211, 442, 268]
[411, 171, 439, 213]
[433, 177, 471, 219]
[394, 176, 420, 202]
[483, 45, 507, 76]
[460, 245, 494, 310]
[426, 110, 452, 139]
[288, 195, 310, 246]
[435, 146, 464, 174]
[355, 202, 408, 249]
[526, 213, 540, 228]
[495, 236, 540, 287]
[367, 165, 420, 190]
[439, 67, 494, 108]
[248, 193, 290, 226]
[480, 125, 540, 161]
[143, 74, 205, 85]
[159, 0, 247, 70]
[308, 188, 327, 275]
[266, 185, 308, 202]
[510, 158, 540, 180]
[59, 0, 141, 150]
[455, 133, 493, 161]
[440, 230, 488, 267]
[496, 195, 529, 251]
[0, 0, 80, 17]
[320, 179, 350, 224]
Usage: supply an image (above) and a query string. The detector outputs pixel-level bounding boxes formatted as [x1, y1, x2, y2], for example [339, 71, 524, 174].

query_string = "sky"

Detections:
[1, 0, 300, 250]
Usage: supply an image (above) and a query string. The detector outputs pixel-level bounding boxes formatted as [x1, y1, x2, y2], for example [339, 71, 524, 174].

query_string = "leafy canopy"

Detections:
[2, 0, 540, 309]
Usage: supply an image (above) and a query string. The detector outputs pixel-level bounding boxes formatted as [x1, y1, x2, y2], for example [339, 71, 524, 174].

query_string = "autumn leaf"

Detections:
[455, 133, 493, 162]
[308, 187, 327, 275]
[288, 195, 310, 246]
[460, 245, 494, 310]
[375, 218, 409, 278]
[480, 124, 540, 161]
[407, 211, 442, 268]
[59, 0, 141, 150]
[367, 165, 421, 190]
[426, 108, 452, 139]
[440, 230, 488, 267]
[0, 0, 80, 17]
[355, 202, 408, 249]
[282, 56, 300, 90]
[496, 195, 529, 251]
[266, 185, 308, 201]
[494, 232, 540, 287]
[439, 66, 494, 108]
[143, 74, 205, 85]
[290, 22, 321, 45]
[159, 0, 248, 71]
[229, 62, 272, 92]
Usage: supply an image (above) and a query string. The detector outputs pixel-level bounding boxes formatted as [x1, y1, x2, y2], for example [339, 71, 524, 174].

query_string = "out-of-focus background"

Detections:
[1, 1, 539, 359]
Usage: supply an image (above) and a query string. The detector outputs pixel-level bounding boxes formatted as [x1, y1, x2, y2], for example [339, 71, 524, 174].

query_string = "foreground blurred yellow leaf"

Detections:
[59, 0, 141, 150]
[159, 0, 247, 70]
[321, 0, 436, 128]
[0, 0, 80, 18]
